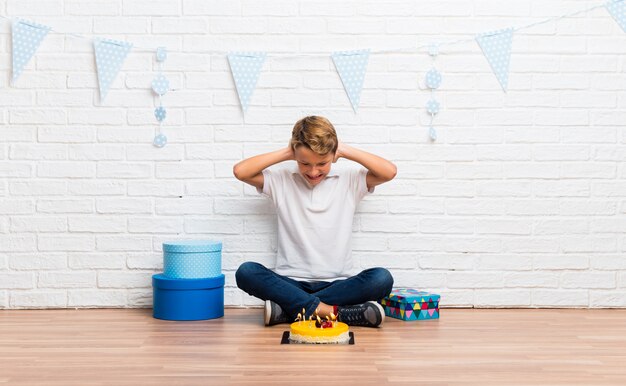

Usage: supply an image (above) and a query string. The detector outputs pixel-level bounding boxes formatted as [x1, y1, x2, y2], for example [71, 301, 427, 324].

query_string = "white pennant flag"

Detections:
[331, 49, 370, 112]
[93, 38, 132, 102]
[476, 28, 514, 92]
[228, 52, 266, 114]
[606, 0, 626, 33]
[11, 19, 51, 84]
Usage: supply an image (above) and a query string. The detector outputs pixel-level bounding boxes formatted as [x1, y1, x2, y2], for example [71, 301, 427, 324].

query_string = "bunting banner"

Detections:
[227, 51, 266, 114]
[606, 0, 626, 33]
[11, 19, 51, 84]
[93, 38, 132, 102]
[1, 0, 625, 120]
[331, 49, 370, 112]
[476, 28, 514, 92]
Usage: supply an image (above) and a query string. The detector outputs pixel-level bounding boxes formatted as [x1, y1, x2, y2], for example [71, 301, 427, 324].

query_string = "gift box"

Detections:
[163, 240, 222, 279]
[152, 239, 224, 321]
[152, 274, 225, 321]
[381, 288, 440, 321]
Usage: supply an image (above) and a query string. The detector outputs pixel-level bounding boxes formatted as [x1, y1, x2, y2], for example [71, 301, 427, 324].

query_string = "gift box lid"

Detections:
[163, 240, 222, 253]
[386, 288, 440, 303]
[152, 273, 225, 290]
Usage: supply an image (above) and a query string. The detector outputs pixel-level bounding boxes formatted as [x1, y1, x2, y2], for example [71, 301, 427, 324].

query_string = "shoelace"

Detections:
[339, 306, 370, 326]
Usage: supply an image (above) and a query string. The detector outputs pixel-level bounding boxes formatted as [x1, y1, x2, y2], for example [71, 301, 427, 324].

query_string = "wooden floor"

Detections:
[1, 308, 626, 385]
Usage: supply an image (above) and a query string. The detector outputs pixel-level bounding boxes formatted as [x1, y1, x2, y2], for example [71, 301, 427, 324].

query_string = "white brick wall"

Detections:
[1, 0, 625, 309]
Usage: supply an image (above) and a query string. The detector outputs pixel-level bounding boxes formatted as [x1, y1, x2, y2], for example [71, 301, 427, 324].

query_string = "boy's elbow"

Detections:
[387, 163, 397, 181]
[233, 164, 243, 181]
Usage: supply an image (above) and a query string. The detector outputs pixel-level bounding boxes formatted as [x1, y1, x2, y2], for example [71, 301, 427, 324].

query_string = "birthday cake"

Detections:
[288, 309, 350, 344]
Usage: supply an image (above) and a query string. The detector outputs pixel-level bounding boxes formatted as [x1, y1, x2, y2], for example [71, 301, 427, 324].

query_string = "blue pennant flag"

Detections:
[606, 0, 626, 33]
[331, 49, 370, 112]
[228, 52, 266, 113]
[93, 38, 132, 102]
[11, 19, 51, 84]
[476, 28, 514, 92]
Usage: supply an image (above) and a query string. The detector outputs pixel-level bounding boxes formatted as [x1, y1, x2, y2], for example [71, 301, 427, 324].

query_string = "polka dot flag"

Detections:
[606, 0, 626, 33]
[11, 19, 50, 84]
[227, 52, 266, 113]
[331, 49, 370, 112]
[93, 38, 132, 103]
[475, 28, 514, 92]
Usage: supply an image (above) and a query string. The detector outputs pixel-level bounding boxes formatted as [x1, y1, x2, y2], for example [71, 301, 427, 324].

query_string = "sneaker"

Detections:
[337, 301, 385, 328]
[264, 300, 289, 326]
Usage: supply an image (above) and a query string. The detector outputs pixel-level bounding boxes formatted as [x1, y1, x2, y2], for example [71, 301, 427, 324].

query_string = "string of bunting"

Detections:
[1, 0, 626, 146]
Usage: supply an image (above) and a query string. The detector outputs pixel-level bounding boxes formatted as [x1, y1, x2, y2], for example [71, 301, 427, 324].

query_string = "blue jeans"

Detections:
[235, 261, 394, 319]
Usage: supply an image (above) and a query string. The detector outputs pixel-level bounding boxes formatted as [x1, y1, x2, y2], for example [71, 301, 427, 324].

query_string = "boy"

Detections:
[233, 116, 396, 327]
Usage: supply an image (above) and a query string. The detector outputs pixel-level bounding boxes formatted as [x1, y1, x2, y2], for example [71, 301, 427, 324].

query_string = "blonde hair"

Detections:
[290, 116, 338, 156]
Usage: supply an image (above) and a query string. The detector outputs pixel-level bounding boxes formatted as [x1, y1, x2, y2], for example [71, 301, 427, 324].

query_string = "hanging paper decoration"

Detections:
[425, 68, 442, 89]
[606, 0, 626, 33]
[151, 73, 169, 96]
[426, 99, 440, 114]
[156, 47, 168, 62]
[155, 106, 167, 122]
[227, 52, 266, 113]
[152, 47, 169, 148]
[153, 133, 167, 147]
[476, 28, 514, 92]
[331, 49, 370, 112]
[11, 19, 51, 84]
[2, 1, 626, 133]
[424, 44, 442, 141]
[93, 38, 132, 102]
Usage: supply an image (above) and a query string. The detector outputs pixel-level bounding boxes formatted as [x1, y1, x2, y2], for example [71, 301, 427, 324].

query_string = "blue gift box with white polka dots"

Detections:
[163, 240, 222, 279]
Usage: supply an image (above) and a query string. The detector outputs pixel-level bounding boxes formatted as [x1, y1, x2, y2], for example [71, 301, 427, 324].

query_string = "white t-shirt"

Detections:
[258, 163, 373, 281]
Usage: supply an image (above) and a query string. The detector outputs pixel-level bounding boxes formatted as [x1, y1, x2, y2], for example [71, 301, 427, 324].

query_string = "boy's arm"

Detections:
[335, 143, 397, 190]
[233, 146, 294, 189]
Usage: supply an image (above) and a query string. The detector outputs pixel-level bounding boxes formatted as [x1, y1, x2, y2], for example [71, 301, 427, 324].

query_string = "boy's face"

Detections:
[294, 146, 334, 186]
